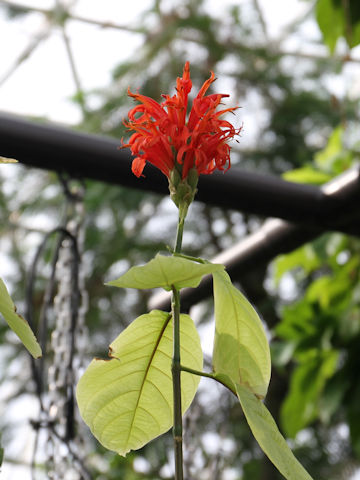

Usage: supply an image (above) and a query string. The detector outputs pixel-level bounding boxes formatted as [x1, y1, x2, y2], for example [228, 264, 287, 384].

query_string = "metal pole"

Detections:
[0, 112, 359, 231]
[149, 169, 360, 311]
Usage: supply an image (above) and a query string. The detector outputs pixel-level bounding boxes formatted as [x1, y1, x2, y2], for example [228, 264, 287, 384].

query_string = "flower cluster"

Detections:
[122, 62, 241, 181]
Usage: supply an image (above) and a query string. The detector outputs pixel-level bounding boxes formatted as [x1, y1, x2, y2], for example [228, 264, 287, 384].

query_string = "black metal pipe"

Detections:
[148, 220, 319, 312]
[0, 111, 169, 194]
[149, 169, 360, 311]
[1, 112, 359, 232]
[1, 113, 359, 311]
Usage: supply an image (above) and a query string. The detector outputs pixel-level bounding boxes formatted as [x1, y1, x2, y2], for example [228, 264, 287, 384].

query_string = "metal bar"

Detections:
[1, 113, 359, 311]
[0, 112, 359, 233]
[0, 111, 168, 195]
[149, 169, 360, 311]
[148, 220, 319, 312]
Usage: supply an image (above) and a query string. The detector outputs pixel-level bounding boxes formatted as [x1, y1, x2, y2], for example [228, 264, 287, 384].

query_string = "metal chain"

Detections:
[45, 179, 90, 480]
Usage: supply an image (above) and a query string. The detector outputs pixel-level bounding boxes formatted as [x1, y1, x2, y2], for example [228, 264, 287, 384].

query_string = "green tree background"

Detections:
[0, 0, 360, 479]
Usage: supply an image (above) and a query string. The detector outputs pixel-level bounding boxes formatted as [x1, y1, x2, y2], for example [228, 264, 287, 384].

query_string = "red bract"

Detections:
[122, 61, 241, 179]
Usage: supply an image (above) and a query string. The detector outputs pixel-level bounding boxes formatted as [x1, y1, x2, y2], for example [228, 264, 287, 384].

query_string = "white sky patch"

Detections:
[1, 0, 352, 125]
[258, 0, 310, 39]
[0, 0, 150, 123]
[71, 0, 152, 25]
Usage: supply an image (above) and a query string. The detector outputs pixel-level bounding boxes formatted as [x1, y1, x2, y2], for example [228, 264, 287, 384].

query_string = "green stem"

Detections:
[171, 213, 185, 480]
[180, 365, 237, 397]
[172, 252, 207, 264]
[174, 216, 185, 255]
[171, 286, 183, 480]
[179, 365, 215, 380]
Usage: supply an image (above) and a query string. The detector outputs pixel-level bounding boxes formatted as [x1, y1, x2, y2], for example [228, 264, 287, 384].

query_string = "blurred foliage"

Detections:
[316, 0, 360, 52]
[1, 0, 360, 479]
[273, 125, 360, 478]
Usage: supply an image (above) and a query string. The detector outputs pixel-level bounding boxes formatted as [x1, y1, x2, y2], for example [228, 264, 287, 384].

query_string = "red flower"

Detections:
[122, 62, 241, 179]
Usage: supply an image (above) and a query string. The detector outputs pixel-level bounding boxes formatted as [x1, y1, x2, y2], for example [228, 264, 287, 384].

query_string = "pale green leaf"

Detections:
[315, 125, 342, 168]
[212, 270, 271, 399]
[236, 384, 314, 480]
[107, 254, 223, 291]
[0, 278, 42, 358]
[283, 166, 331, 185]
[76, 310, 203, 456]
[212, 371, 236, 395]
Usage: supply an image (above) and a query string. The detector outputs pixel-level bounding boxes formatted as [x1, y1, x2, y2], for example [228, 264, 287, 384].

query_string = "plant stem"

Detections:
[171, 214, 185, 480]
[180, 365, 237, 396]
[180, 365, 215, 380]
[171, 286, 183, 480]
[174, 215, 185, 255]
[172, 252, 207, 264]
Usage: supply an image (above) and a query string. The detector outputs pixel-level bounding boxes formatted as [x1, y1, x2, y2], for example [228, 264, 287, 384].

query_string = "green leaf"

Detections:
[283, 166, 331, 185]
[0, 278, 42, 358]
[316, 0, 345, 52]
[236, 384, 314, 480]
[274, 244, 320, 285]
[281, 350, 339, 437]
[212, 270, 271, 399]
[316, 0, 360, 52]
[107, 253, 223, 291]
[306, 274, 349, 309]
[313, 125, 354, 174]
[315, 125, 342, 168]
[276, 301, 316, 344]
[76, 310, 203, 456]
[319, 371, 349, 424]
